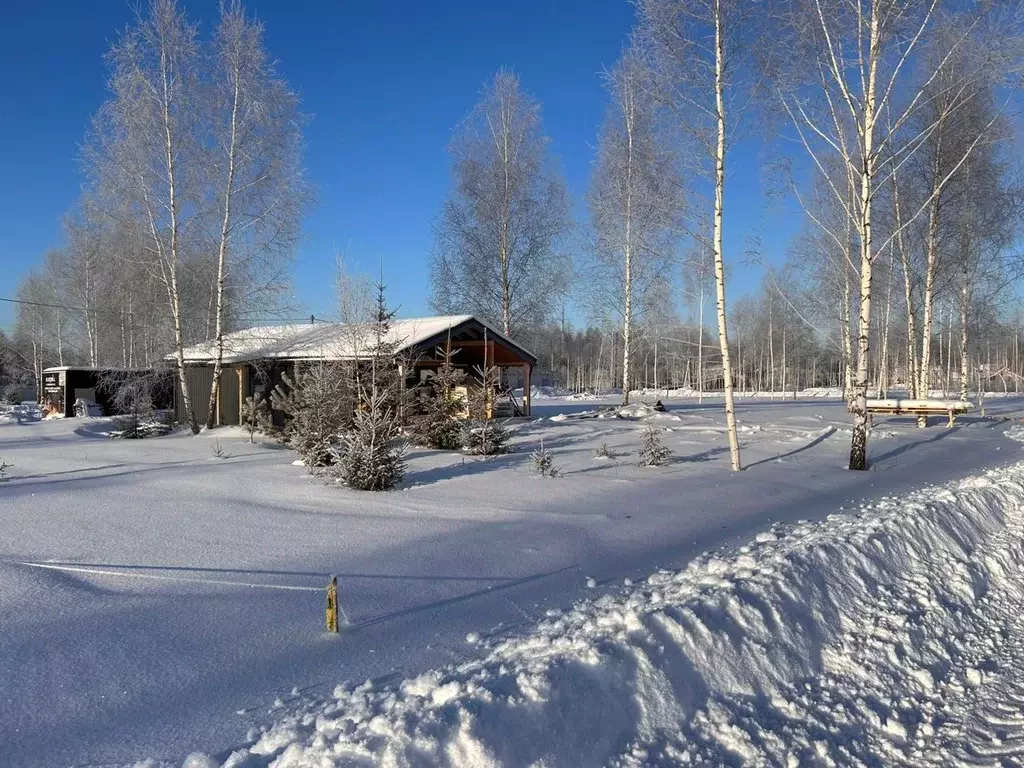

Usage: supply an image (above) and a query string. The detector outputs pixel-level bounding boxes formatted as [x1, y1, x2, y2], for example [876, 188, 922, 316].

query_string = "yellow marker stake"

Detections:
[326, 575, 339, 633]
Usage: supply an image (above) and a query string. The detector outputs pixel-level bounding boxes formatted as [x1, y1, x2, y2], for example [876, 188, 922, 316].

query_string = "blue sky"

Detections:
[0, 0, 791, 333]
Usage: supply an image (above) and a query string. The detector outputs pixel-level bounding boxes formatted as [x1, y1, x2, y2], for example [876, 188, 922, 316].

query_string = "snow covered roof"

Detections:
[175, 315, 536, 365]
[42, 366, 153, 373]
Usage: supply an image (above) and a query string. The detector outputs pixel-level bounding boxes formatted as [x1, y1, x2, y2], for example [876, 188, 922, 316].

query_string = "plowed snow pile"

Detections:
[201, 462, 1024, 767]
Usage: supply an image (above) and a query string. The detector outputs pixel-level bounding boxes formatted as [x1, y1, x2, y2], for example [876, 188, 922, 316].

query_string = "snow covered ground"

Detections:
[220, 462, 1024, 767]
[2, 396, 1024, 766]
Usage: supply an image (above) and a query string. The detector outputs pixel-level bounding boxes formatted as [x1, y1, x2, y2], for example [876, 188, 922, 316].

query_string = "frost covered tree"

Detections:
[430, 70, 571, 338]
[587, 44, 683, 405]
[82, 0, 307, 432]
[203, 0, 307, 430]
[87, 0, 204, 432]
[338, 283, 406, 491]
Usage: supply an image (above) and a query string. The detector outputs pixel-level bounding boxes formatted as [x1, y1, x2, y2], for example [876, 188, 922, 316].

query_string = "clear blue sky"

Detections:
[0, 0, 791, 333]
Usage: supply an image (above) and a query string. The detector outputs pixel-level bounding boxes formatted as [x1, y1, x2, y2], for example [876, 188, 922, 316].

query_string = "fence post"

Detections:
[326, 575, 339, 633]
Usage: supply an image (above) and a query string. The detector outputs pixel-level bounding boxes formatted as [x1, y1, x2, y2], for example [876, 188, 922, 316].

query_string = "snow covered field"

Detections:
[2, 396, 1024, 766]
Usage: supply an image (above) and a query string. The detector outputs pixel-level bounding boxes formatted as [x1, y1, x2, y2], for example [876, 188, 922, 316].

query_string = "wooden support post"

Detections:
[236, 364, 248, 426]
[326, 575, 339, 633]
[523, 363, 532, 417]
[214, 367, 223, 427]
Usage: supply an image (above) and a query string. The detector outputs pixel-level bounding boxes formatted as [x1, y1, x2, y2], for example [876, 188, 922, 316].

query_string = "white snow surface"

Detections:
[4, 396, 1024, 766]
[210, 462, 1024, 767]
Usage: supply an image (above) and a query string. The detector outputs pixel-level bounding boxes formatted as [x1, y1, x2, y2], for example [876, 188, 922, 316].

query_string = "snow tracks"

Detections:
[199, 462, 1024, 767]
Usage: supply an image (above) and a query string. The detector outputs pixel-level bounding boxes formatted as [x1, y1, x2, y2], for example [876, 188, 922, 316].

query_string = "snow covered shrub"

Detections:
[210, 438, 230, 459]
[272, 361, 354, 468]
[530, 441, 559, 477]
[638, 425, 671, 467]
[0, 457, 10, 480]
[337, 282, 406, 491]
[462, 419, 512, 456]
[595, 442, 614, 459]
[409, 337, 466, 450]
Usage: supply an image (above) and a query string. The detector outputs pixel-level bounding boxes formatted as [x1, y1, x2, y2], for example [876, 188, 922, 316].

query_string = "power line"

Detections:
[0, 296, 324, 324]
[0, 296, 74, 312]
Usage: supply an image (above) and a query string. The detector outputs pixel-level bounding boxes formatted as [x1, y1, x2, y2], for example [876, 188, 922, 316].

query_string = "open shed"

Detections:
[42, 367, 173, 418]
[172, 315, 538, 426]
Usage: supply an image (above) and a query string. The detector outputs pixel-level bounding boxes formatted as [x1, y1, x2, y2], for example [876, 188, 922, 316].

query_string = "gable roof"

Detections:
[174, 315, 537, 365]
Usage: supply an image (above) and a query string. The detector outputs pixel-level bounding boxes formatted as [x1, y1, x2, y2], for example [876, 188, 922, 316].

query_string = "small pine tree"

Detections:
[462, 418, 512, 456]
[0, 457, 10, 480]
[638, 425, 671, 467]
[410, 334, 466, 450]
[272, 361, 353, 467]
[338, 282, 406, 490]
[530, 440, 559, 477]
[595, 442, 614, 459]
[240, 391, 273, 443]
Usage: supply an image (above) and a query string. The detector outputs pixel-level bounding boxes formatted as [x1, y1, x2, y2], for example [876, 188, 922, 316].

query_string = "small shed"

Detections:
[172, 315, 538, 426]
[42, 367, 173, 418]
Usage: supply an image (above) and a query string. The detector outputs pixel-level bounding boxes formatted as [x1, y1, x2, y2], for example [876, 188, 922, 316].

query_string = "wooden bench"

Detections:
[865, 399, 974, 428]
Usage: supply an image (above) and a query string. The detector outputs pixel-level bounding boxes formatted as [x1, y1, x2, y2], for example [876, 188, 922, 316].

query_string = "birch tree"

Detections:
[203, 0, 306, 429]
[637, 0, 754, 471]
[88, 0, 203, 432]
[430, 70, 571, 338]
[587, 46, 683, 405]
[775, 0, 1017, 469]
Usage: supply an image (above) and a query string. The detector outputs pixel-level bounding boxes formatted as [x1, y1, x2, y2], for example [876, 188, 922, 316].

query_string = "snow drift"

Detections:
[201, 463, 1024, 767]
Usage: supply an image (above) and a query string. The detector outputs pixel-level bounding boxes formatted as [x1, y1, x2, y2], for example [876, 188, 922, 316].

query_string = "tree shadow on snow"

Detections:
[28, 560, 523, 583]
[401, 451, 524, 487]
[868, 425, 962, 469]
[744, 427, 837, 470]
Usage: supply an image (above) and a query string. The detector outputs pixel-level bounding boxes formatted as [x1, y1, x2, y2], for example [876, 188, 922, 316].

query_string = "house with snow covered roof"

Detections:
[171, 315, 538, 426]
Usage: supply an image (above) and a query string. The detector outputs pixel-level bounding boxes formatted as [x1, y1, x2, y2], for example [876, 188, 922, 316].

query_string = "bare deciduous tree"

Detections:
[637, 0, 754, 471]
[774, 0, 1018, 469]
[430, 70, 571, 339]
[587, 45, 683, 405]
[88, 0, 203, 432]
[203, 0, 307, 429]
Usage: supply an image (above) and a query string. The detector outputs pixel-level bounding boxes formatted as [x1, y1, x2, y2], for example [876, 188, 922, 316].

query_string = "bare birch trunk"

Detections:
[841, 257, 853, 403]
[768, 295, 775, 397]
[917, 144, 943, 423]
[848, 9, 880, 472]
[698, 273, 705, 404]
[205, 71, 242, 430]
[960, 252, 971, 403]
[158, 44, 199, 434]
[878, 250, 892, 398]
[712, 0, 741, 471]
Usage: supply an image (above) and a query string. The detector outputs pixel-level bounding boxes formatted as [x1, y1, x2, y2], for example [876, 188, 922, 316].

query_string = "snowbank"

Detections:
[205, 461, 1024, 767]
